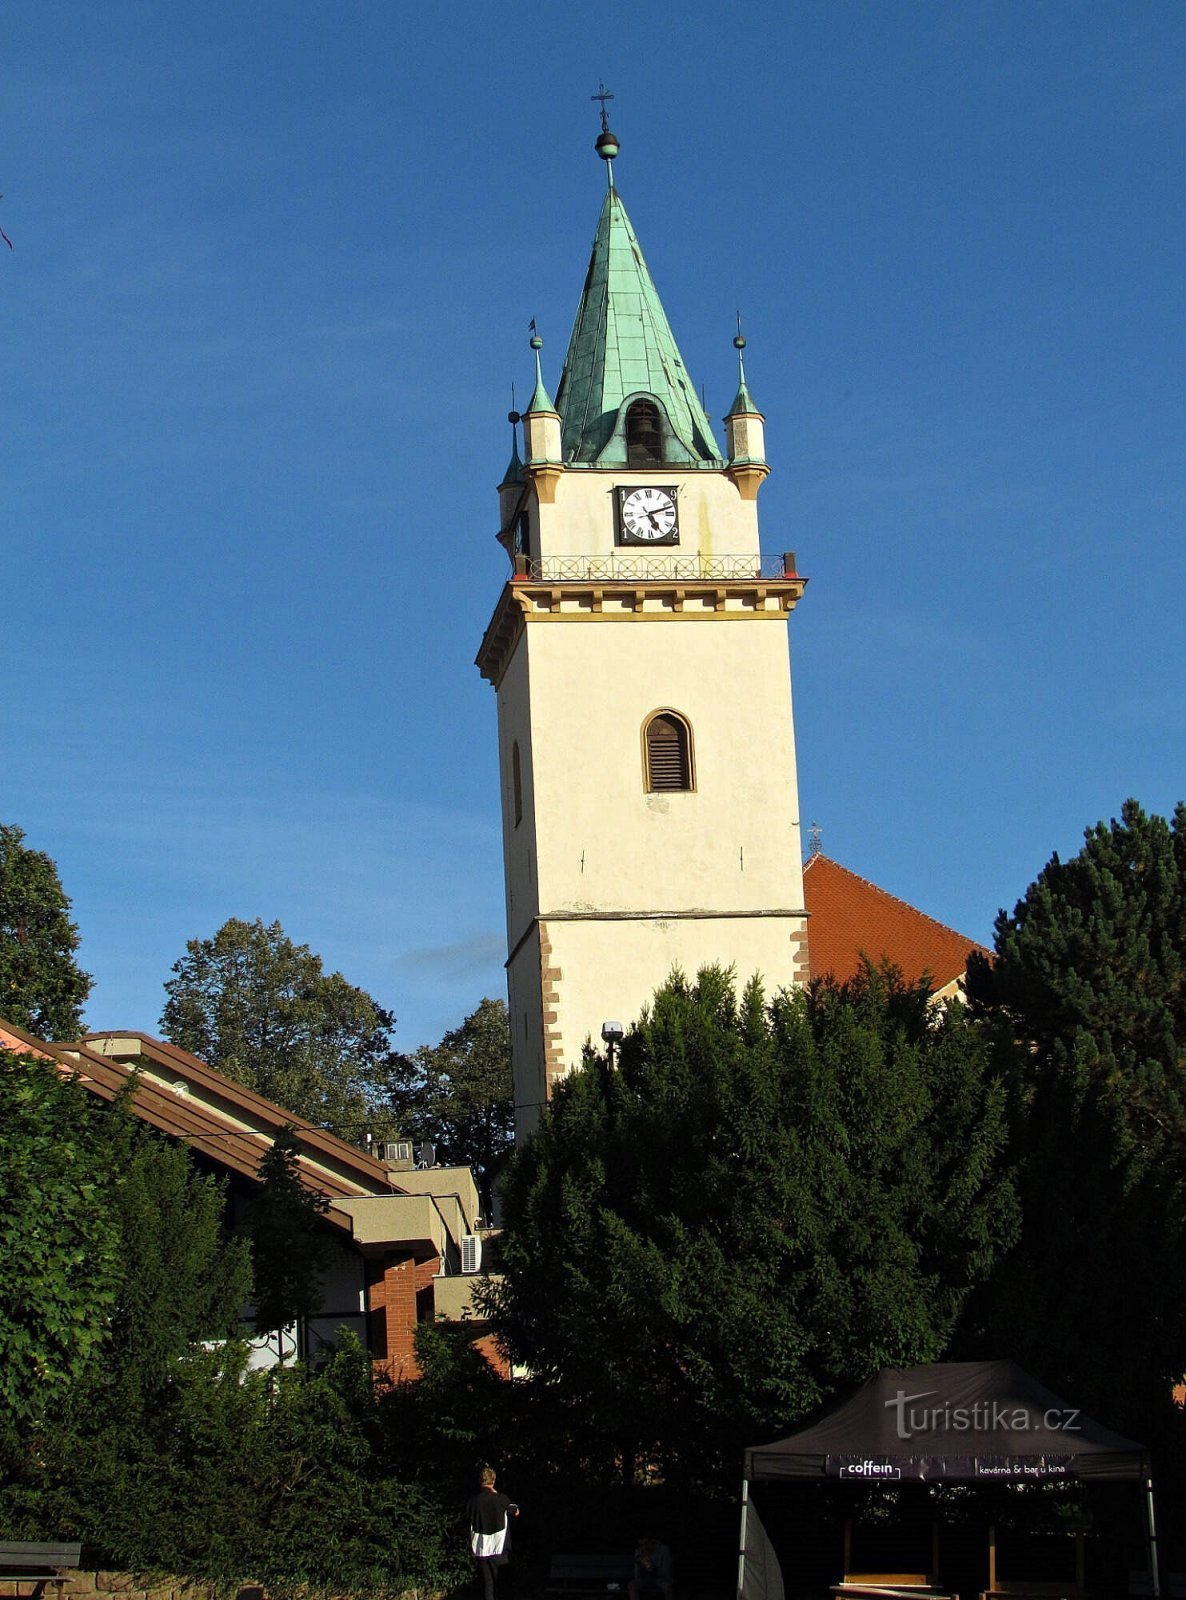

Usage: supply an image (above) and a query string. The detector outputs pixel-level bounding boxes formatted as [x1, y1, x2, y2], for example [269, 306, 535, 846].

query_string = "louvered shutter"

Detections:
[646, 714, 691, 791]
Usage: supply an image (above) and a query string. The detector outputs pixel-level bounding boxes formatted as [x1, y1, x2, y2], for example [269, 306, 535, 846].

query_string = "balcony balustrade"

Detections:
[511, 551, 799, 582]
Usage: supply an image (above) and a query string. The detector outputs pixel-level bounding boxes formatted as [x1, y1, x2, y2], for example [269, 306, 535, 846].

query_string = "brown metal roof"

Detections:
[0, 1021, 359, 1232]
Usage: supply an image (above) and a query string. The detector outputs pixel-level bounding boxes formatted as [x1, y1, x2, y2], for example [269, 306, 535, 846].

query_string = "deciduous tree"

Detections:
[0, 823, 91, 1039]
[161, 917, 398, 1137]
[493, 966, 1017, 1490]
[0, 1051, 119, 1426]
[390, 998, 513, 1213]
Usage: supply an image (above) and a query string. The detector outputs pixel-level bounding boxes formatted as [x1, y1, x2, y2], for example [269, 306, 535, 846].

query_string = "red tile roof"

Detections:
[803, 853, 988, 992]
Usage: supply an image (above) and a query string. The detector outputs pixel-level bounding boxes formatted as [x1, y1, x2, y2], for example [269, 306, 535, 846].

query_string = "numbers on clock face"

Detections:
[620, 487, 678, 542]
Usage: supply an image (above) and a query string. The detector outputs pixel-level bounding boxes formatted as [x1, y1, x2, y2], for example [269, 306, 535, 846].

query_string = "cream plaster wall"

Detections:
[495, 643, 538, 943]
[490, 454, 805, 1136]
[497, 604, 806, 1133]
[507, 930, 547, 1136]
[544, 911, 807, 1077]
[522, 613, 803, 917]
[537, 467, 761, 560]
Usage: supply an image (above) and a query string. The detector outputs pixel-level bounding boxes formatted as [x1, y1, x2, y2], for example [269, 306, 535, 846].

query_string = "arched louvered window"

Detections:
[644, 712, 693, 793]
[626, 399, 664, 465]
[512, 741, 523, 826]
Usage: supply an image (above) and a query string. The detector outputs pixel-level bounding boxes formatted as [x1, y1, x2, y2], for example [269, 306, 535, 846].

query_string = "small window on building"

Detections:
[512, 741, 523, 826]
[644, 712, 693, 792]
[626, 399, 664, 465]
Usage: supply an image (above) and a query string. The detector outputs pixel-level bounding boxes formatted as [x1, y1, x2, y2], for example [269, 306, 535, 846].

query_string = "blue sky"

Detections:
[4, 1, 1184, 1051]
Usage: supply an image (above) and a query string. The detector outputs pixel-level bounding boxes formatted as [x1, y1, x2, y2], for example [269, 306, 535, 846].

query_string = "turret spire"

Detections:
[524, 324, 556, 415]
[728, 314, 759, 416]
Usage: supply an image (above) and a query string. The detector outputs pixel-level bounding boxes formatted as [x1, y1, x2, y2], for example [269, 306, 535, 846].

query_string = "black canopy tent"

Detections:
[738, 1363, 1158, 1600]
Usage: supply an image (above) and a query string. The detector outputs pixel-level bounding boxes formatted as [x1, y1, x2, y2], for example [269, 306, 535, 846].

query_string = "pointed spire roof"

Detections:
[554, 187, 721, 466]
[524, 333, 557, 415]
[727, 331, 760, 417]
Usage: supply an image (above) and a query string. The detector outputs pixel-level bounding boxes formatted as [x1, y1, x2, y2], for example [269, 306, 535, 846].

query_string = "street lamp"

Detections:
[600, 1020, 625, 1068]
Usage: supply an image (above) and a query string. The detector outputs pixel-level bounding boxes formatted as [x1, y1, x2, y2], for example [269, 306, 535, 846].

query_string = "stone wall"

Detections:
[0, 1577, 258, 1600]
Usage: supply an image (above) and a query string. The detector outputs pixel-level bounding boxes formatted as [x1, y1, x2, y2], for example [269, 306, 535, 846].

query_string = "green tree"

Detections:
[0, 1050, 119, 1426]
[249, 1127, 331, 1345]
[0, 823, 91, 1039]
[391, 998, 513, 1213]
[965, 799, 1186, 1431]
[493, 965, 1017, 1490]
[161, 917, 398, 1136]
[102, 1116, 253, 1404]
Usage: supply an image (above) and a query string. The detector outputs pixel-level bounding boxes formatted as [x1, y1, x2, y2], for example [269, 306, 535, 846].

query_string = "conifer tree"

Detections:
[103, 1117, 253, 1405]
[965, 799, 1186, 1430]
[493, 966, 1017, 1489]
[249, 1127, 331, 1348]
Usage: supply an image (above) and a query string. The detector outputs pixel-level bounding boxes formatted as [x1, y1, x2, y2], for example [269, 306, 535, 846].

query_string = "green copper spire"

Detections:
[524, 330, 557, 415]
[554, 186, 721, 466]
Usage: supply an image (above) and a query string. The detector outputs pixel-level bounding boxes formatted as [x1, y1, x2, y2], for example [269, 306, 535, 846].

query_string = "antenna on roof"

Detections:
[808, 821, 823, 859]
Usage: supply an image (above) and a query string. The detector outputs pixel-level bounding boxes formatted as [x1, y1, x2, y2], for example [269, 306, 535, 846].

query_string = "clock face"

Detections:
[618, 485, 679, 544]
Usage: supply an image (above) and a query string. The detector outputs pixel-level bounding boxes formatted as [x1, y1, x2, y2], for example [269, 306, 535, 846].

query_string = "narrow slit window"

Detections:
[626, 399, 663, 465]
[512, 741, 523, 826]
[644, 712, 692, 792]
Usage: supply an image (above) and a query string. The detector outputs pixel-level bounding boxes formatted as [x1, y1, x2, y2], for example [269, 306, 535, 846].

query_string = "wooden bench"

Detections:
[833, 1576, 954, 1600]
[0, 1543, 81, 1598]
[546, 1554, 635, 1597]
[979, 1587, 1081, 1600]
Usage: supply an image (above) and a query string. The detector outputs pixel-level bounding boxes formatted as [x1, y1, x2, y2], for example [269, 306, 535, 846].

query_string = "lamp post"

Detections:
[600, 1020, 624, 1068]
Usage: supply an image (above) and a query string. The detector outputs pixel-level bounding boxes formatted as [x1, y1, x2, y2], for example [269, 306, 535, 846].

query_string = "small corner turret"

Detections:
[724, 328, 769, 502]
[521, 332, 564, 504]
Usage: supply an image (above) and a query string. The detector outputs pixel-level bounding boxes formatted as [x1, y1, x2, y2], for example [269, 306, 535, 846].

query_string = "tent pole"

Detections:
[737, 1477, 750, 1600]
[1143, 1473, 1161, 1600]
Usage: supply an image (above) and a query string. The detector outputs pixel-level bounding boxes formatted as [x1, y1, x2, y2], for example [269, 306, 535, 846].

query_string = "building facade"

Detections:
[477, 129, 810, 1135]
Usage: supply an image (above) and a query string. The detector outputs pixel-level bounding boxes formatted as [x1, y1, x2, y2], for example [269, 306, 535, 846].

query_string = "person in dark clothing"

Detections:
[629, 1536, 673, 1600]
[466, 1466, 519, 1600]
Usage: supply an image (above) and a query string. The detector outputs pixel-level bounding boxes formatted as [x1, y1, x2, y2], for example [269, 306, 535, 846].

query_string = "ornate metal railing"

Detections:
[513, 551, 799, 582]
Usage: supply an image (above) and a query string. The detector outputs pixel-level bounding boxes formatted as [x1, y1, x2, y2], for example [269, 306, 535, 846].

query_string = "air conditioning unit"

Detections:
[379, 1140, 413, 1168]
[460, 1233, 483, 1275]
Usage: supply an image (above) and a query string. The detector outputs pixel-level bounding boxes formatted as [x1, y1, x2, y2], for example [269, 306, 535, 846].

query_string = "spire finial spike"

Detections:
[592, 82, 620, 186]
[808, 822, 823, 859]
[524, 320, 556, 415]
[529, 320, 544, 383]
[734, 310, 748, 386]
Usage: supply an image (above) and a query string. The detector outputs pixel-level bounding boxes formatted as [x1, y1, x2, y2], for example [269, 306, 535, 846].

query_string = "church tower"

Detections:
[476, 120, 809, 1136]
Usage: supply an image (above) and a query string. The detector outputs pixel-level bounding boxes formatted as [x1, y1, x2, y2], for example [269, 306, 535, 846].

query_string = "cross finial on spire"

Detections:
[592, 81, 614, 133]
[592, 82, 620, 186]
[808, 821, 823, 859]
